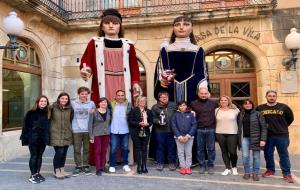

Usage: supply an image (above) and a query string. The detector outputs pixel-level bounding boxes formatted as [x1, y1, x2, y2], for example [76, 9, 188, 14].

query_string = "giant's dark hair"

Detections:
[169, 16, 197, 45]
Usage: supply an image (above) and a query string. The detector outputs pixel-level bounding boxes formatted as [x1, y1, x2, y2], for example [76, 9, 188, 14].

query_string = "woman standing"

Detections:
[50, 92, 74, 179]
[88, 97, 111, 176]
[128, 96, 153, 174]
[238, 99, 267, 181]
[20, 95, 51, 184]
[215, 96, 240, 176]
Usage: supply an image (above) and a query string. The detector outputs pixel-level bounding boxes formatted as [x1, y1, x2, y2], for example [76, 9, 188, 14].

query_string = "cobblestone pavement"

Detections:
[0, 146, 299, 190]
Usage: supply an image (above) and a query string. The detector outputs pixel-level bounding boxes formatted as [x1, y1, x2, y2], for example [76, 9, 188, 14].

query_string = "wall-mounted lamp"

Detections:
[0, 11, 24, 50]
[282, 28, 300, 70]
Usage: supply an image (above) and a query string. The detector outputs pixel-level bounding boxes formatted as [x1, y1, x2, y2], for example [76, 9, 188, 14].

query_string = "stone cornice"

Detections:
[3, 0, 274, 31]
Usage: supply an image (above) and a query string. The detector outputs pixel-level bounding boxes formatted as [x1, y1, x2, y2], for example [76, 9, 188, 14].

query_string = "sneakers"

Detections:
[123, 165, 131, 172]
[96, 169, 102, 176]
[243, 173, 251, 180]
[109, 167, 116, 173]
[185, 168, 192, 175]
[83, 166, 92, 175]
[60, 167, 71, 178]
[72, 166, 82, 177]
[232, 167, 238, 175]
[262, 169, 275, 177]
[221, 169, 232, 176]
[252, 174, 260, 181]
[179, 168, 186, 175]
[169, 163, 176, 171]
[199, 167, 205, 174]
[28, 175, 40, 184]
[207, 167, 214, 175]
[36, 173, 45, 182]
[283, 175, 294, 183]
[156, 164, 164, 171]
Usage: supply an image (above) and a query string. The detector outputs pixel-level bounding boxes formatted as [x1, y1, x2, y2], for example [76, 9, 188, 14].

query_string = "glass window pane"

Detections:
[2, 69, 41, 130]
[231, 82, 250, 97]
[209, 83, 220, 98]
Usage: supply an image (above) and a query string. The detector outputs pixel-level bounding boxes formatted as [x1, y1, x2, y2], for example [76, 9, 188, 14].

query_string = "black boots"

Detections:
[141, 151, 148, 173]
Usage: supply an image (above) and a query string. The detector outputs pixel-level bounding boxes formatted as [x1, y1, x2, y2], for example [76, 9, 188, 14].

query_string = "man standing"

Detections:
[151, 92, 177, 171]
[191, 87, 218, 174]
[256, 90, 294, 183]
[109, 90, 132, 173]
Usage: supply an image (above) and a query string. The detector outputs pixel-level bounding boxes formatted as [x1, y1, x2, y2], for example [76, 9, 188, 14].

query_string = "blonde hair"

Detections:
[219, 95, 237, 109]
[136, 96, 147, 108]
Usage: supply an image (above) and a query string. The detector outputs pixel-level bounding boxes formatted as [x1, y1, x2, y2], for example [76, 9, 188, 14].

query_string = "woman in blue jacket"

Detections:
[171, 101, 197, 175]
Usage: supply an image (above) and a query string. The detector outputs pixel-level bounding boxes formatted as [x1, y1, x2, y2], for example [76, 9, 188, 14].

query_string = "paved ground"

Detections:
[0, 146, 299, 190]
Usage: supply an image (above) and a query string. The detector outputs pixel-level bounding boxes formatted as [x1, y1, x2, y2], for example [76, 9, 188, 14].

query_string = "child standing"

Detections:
[171, 101, 197, 174]
[71, 87, 95, 176]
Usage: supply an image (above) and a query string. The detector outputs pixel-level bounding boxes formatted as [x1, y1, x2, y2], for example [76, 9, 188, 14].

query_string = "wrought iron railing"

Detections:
[34, 0, 277, 21]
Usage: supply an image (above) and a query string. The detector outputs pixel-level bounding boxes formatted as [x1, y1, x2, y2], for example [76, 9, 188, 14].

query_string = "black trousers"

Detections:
[29, 144, 46, 175]
[216, 134, 238, 169]
[53, 146, 69, 170]
[131, 135, 150, 166]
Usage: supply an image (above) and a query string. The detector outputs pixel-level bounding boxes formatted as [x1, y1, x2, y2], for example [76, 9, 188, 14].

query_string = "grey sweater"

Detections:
[88, 109, 111, 139]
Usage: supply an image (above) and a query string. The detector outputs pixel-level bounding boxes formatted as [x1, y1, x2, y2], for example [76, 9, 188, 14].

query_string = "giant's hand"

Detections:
[133, 83, 143, 98]
[80, 63, 92, 81]
[160, 69, 175, 88]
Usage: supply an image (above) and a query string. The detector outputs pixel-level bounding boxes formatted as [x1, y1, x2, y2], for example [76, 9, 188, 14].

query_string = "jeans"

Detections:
[242, 137, 260, 174]
[53, 146, 69, 170]
[216, 134, 238, 169]
[94, 135, 110, 170]
[29, 144, 46, 175]
[155, 132, 177, 164]
[196, 128, 216, 168]
[109, 133, 129, 167]
[73, 132, 90, 167]
[264, 136, 291, 176]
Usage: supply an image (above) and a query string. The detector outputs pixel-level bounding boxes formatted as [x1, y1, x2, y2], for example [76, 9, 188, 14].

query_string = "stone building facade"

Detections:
[0, 0, 300, 161]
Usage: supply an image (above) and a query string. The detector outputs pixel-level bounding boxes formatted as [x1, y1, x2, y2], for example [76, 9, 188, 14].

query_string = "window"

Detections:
[2, 40, 42, 131]
[206, 50, 254, 76]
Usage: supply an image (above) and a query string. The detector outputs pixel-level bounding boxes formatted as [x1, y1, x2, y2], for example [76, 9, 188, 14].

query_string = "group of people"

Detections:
[20, 8, 295, 185]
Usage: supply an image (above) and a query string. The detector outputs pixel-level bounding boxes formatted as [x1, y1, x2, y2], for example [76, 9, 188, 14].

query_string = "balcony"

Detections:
[2, 0, 276, 29]
[27, 0, 277, 20]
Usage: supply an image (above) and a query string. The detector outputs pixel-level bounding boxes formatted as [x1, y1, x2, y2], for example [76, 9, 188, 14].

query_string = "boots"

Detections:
[54, 168, 64, 179]
[137, 151, 142, 174]
[141, 151, 148, 174]
[60, 167, 71, 178]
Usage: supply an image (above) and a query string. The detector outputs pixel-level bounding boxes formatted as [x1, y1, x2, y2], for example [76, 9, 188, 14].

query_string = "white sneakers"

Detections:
[221, 169, 232, 176]
[109, 167, 116, 173]
[221, 168, 238, 176]
[109, 165, 131, 173]
[232, 167, 238, 175]
[123, 165, 131, 172]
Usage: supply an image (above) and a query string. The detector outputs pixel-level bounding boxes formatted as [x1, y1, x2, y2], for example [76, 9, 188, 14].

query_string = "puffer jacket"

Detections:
[237, 109, 268, 150]
[20, 108, 50, 146]
[171, 110, 197, 137]
[50, 102, 74, 146]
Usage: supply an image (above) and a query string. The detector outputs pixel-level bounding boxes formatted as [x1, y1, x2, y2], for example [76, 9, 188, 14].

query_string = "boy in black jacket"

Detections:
[256, 90, 294, 183]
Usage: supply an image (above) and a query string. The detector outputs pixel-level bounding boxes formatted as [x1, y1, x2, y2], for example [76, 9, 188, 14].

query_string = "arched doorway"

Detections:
[138, 59, 147, 96]
[206, 50, 257, 108]
[2, 39, 42, 131]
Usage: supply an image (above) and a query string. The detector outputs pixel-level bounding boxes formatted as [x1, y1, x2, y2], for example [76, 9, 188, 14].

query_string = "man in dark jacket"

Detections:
[191, 87, 218, 174]
[151, 91, 177, 171]
[256, 90, 294, 183]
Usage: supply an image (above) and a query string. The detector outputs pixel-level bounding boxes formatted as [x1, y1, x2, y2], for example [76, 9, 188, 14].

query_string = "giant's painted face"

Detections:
[173, 20, 193, 38]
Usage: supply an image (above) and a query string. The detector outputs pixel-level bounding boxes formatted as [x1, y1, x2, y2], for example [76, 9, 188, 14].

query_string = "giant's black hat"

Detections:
[101, 9, 122, 23]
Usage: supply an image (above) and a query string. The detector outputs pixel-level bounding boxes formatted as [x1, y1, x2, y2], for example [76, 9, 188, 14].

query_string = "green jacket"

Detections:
[50, 102, 74, 146]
